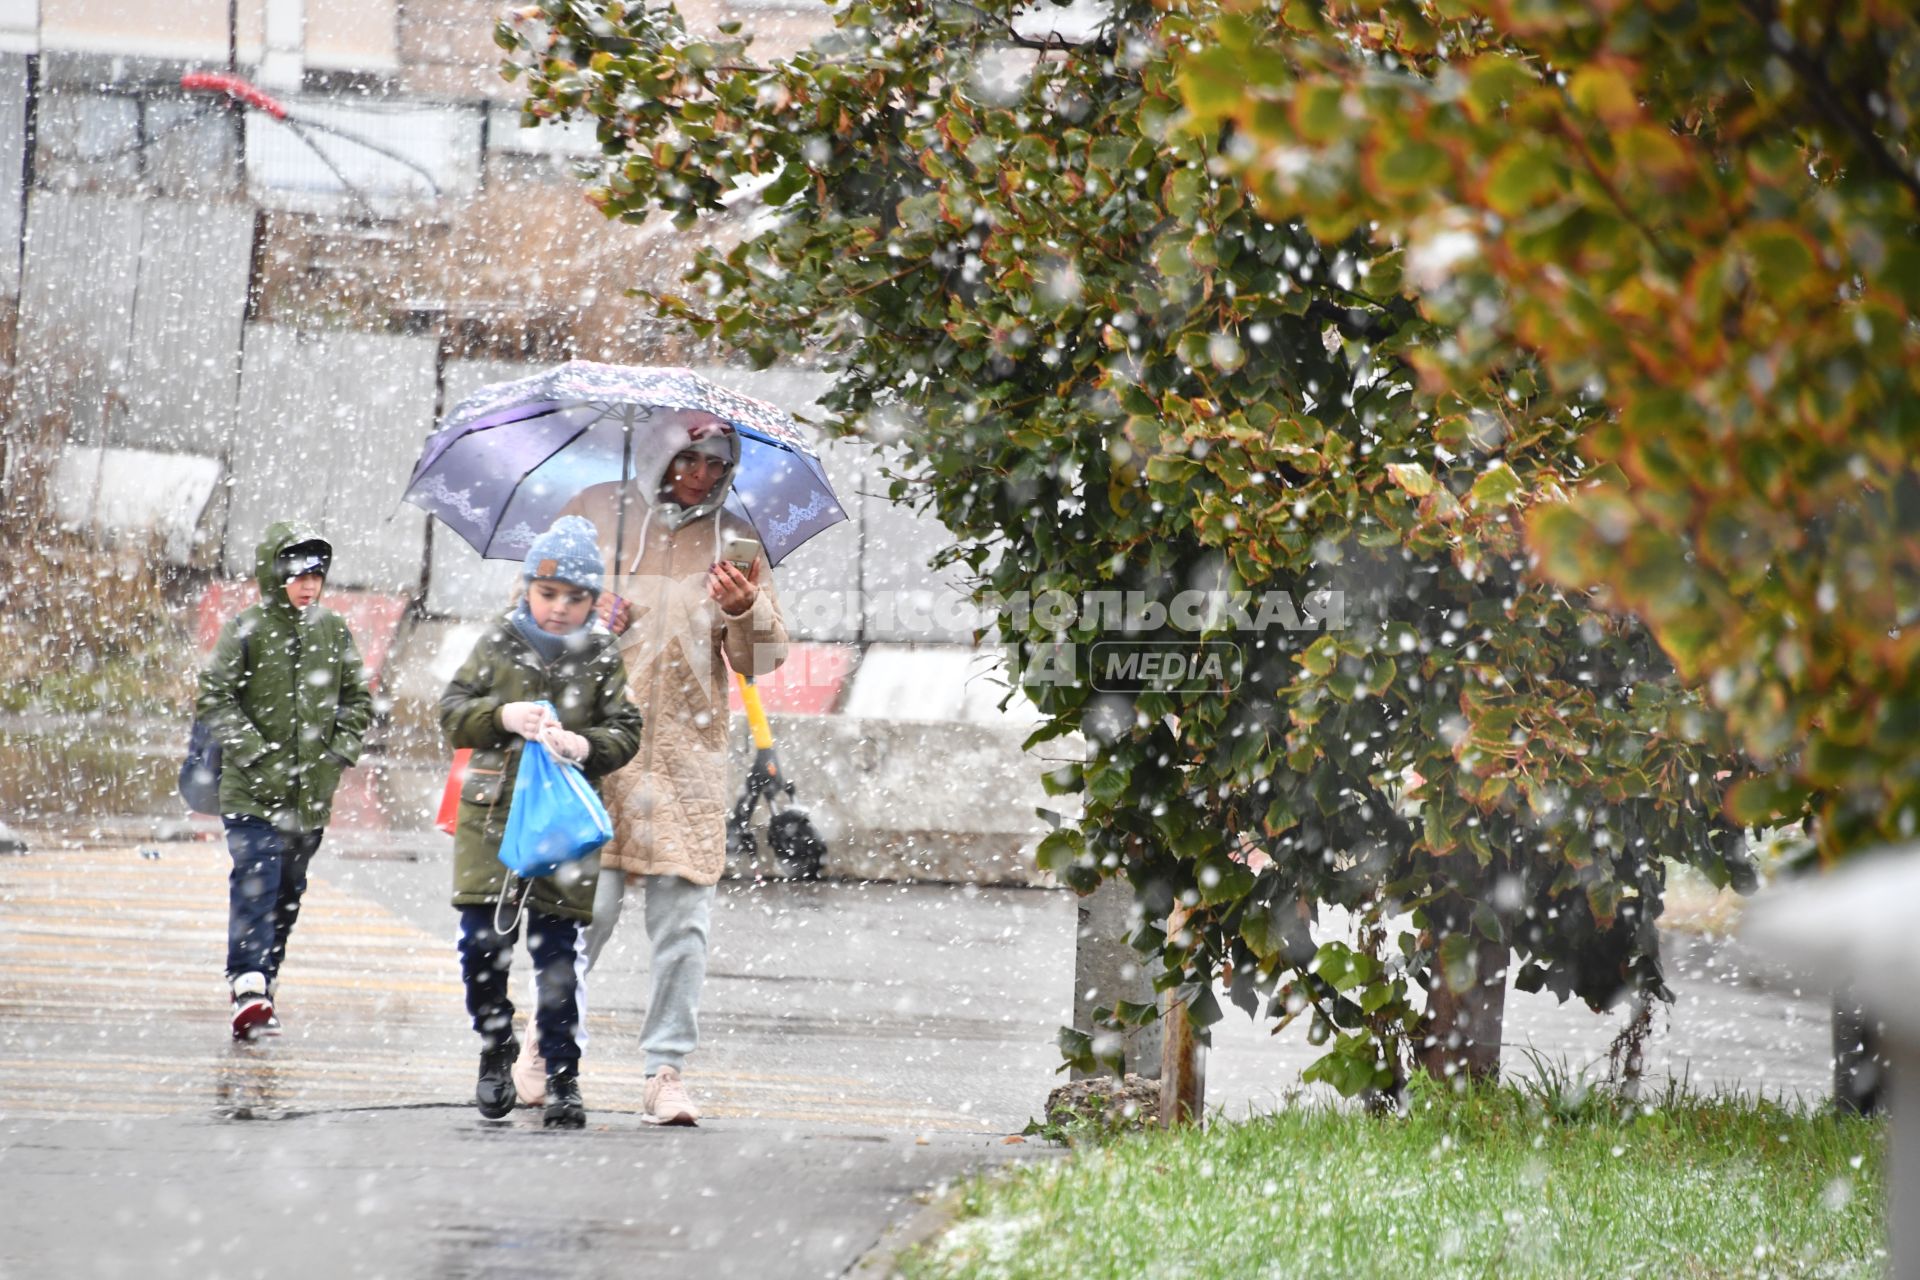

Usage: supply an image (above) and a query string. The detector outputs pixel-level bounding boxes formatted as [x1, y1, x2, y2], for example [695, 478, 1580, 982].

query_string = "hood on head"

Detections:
[254, 521, 332, 599]
[624, 410, 739, 526]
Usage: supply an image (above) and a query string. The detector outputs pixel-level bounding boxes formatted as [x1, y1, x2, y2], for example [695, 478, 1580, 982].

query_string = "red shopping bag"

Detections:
[435, 748, 472, 835]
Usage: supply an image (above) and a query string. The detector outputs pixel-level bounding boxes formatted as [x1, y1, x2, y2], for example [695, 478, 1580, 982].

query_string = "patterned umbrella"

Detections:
[402, 362, 846, 567]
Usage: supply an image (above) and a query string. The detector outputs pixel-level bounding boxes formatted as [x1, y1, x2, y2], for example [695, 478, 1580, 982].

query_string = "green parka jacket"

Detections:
[440, 614, 643, 922]
[195, 522, 373, 833]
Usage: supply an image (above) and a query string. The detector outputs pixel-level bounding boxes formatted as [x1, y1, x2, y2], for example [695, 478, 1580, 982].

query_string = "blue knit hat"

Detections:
[523, 516, 604, 597]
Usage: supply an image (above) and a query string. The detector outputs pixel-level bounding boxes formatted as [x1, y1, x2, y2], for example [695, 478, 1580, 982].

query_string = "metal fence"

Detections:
[226, 325, 436, 592]
[0, 56, 26, 300]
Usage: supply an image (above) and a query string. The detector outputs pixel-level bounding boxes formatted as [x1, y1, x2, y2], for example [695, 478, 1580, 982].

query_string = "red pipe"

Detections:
[180, 71, 289, 120]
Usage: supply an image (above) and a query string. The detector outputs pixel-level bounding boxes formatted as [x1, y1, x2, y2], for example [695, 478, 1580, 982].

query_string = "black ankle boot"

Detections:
[544, 1065, 585, 1129]
[475, 1037, 519, 1119]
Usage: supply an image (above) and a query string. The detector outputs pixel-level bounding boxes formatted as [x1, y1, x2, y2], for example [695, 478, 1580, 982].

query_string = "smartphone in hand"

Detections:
[721, 535, 762, 570]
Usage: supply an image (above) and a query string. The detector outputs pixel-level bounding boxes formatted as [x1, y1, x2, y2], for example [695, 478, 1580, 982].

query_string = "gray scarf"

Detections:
[508, 599, 591, 664]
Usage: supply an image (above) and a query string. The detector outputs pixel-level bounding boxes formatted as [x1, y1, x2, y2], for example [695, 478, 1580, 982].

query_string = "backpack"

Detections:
[179, 630, 251, 815]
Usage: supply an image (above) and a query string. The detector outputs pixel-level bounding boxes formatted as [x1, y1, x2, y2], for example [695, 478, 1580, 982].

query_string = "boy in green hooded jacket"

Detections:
[196, 522, 372, 1040]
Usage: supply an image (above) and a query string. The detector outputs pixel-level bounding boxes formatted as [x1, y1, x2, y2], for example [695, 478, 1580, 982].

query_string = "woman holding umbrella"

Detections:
[516, 407, 788, 1125]
[405, 362, 841, 1124]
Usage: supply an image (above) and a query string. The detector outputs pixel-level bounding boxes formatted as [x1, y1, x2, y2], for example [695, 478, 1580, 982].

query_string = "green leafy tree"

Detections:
[499, 0, 1751, 1094]
[1189, 1, 1920, 866]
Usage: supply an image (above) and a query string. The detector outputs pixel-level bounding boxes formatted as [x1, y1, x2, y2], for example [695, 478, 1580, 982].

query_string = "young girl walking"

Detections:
[439, 517, 642, 1127]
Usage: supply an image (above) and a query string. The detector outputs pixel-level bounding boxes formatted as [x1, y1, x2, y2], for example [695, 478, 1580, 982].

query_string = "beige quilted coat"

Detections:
[558, 420, 788, 886]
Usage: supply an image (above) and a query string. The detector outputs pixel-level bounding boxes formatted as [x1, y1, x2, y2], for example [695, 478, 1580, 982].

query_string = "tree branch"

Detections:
[1551, 114, 1687, 276]
[841, 260, 933, 298]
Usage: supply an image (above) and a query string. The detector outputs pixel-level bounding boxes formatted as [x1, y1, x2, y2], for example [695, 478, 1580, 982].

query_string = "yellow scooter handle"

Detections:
[736, 672, 775, 751]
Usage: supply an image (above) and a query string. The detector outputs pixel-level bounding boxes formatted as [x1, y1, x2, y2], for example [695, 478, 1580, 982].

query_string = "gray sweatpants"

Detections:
[584, 867, 716, 1076]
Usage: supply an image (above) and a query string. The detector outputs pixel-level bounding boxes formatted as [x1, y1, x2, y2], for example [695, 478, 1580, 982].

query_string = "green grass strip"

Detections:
[906, 1081, 1886, 1280]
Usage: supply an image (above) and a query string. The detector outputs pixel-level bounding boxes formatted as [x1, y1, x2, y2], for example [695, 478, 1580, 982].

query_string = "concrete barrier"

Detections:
[734, 712, 1064, 886]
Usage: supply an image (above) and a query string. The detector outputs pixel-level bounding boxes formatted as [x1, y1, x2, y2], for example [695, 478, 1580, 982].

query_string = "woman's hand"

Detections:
[709, 558, 760, 615]
[598, 592, 633, 636]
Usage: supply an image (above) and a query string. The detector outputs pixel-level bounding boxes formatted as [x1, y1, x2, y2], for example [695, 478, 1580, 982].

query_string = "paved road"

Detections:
[0, 833, 1835, 1277]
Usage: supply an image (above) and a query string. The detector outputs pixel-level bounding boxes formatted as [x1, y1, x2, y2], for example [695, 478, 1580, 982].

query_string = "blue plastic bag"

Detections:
[497, 706, 613, 880]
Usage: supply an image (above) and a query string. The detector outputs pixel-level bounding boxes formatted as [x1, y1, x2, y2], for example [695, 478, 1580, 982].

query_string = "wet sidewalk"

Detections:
[0, 830, 1835, 1277]
[0, 833, 1069, 1279]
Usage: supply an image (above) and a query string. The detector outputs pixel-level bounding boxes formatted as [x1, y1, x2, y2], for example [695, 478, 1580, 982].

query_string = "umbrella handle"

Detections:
[736, 673, 774, 751]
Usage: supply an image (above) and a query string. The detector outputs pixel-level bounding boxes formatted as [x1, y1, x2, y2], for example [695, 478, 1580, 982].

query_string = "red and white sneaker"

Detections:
[230, 972, 276, 1041]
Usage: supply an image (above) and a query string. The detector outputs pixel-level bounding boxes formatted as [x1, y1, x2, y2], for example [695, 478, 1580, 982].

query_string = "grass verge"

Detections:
[904, 1077, 1885, 1280]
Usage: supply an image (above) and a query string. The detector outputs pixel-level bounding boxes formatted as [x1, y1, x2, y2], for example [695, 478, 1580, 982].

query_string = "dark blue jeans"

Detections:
[223, 817, 324, 984]
[458, 904, 586, 1068]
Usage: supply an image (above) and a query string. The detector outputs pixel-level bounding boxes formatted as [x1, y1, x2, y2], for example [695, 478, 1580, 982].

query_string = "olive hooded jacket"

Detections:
[439, 615, 643, 921]
[194, 521, 373, 833]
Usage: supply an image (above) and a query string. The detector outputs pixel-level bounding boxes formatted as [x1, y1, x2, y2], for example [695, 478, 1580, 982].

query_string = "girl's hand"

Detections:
[539, 722, 590, 764]
[499, 702, 550, 740]
[709, 558, 760, 615]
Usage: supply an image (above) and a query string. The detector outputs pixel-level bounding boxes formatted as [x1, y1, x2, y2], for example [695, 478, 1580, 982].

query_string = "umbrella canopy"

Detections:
[403, 362, 846, 567]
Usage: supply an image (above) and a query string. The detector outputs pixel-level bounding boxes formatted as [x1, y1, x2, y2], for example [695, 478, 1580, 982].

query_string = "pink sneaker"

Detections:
[642, 1066, 700, 1126]
[512, 1033, 546, 1107]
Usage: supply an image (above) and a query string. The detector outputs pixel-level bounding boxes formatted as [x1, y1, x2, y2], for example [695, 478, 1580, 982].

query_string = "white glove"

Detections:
[499, 701, 550, 740]
[540, 722, 590, 764]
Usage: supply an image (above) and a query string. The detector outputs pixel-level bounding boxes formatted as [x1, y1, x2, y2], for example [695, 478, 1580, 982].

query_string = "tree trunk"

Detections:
[1608, 991, 1655, 1102]
[1415, 933, 1509, 1084]
[1159, 904, 1205, 1126]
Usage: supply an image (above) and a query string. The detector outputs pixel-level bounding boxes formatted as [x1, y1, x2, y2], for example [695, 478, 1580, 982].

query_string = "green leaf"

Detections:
[1163, 167, 1205, 220]
[1742, 225, 1818, 298]
[1197, 855, 1255, 904]
[1153, 234, 1195, 279]
[1386, 462, 1435, 497]
[1035, 828, 1084, 874]
[763, 162, 810, 205]
[1298, 634, 1340, 677]
[1464, 53, 1537, 118]
[1586, 880, 1622, 930]
[1468, 461, 1526, 511]
[1293, 84, 1348, 143]
[1239, 898, 1290, 962]
[1179, 55, 1256, 119]
[1526, 503, 1593, 586]
[1040, 765, 1084, 796]
[1724, 774, 1812, 826]
[1262, 796, 1300, 836]
[1311, 941, 1378, 992]
[1372, 136, 1450, 195]
[1302, 1032, 1390, 1097]
[1056, 1025, 1098, 1073]
[1484, 144, 1561, 216]
[895, 192, 942, 235]
[1146, 453, 1201, 484]
[1568, 64, 1637, 124]
[1087, 760, 1131, 806]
